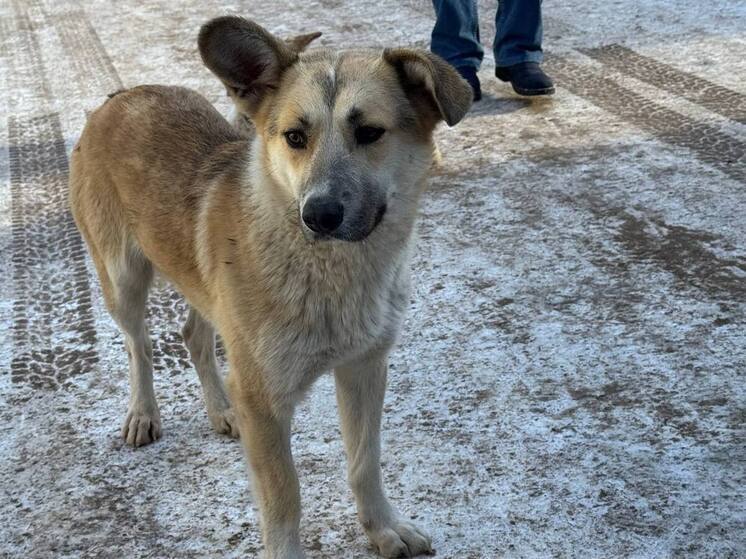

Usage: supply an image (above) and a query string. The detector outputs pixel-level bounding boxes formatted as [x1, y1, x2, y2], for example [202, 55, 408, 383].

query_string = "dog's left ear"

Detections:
[285, 31, 322, 53]
[383, 48, 473, 127]
[199, 17, 309, 115]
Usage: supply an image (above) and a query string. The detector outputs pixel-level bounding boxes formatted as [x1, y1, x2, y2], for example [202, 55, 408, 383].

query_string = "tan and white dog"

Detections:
[69, 16, 471, 558]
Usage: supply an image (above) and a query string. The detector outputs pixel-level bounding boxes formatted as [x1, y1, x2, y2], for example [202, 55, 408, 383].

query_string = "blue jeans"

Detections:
[431, 0, 544, 70]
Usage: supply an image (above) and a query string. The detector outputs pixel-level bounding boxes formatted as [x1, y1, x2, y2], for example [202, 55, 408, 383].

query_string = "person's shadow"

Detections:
[465, 90, 554, 119]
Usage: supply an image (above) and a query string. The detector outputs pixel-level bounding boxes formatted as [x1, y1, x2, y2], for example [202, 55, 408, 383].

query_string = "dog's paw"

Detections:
[121, 408, 162, 447]
[208, 407, 240, 439]
[367, 518, 433, 558]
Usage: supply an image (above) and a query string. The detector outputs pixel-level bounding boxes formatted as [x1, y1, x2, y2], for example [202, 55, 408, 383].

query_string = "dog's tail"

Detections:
[106, 88, 128, 100]
[82, 88, 129, 122]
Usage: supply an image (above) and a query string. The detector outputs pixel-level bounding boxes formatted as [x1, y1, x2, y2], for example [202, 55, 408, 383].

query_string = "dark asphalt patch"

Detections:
[612, 211, 746, 302]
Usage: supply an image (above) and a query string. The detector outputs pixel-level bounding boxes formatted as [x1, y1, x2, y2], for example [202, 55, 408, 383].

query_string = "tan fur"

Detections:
[69, 17, 471, 558]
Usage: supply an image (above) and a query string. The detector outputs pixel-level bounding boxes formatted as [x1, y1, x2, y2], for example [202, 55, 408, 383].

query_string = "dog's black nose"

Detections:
[302, 197, 344, 234]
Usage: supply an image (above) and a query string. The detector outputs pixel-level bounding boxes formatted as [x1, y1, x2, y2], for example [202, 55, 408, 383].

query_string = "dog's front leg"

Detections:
[229, 376, 304, 559]
[335, 353, 433, 558]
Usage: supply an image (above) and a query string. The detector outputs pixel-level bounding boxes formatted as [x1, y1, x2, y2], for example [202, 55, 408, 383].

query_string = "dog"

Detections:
[69, 16, 471, 558]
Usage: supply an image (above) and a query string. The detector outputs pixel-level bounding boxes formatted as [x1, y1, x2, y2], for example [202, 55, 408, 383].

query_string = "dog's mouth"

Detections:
[373, 204, 387, 228]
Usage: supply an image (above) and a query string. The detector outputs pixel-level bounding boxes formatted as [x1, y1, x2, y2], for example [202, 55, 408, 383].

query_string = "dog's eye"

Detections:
[355, 126, 385, 146]
[284, 130, 307, 149]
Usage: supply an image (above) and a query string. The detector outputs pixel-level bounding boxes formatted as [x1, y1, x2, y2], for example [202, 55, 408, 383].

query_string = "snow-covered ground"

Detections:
[1, 1, 744, 557]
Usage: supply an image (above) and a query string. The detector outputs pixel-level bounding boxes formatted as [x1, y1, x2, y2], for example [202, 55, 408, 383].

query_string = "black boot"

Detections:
[495, 62, 555, 96]
[457, 66, 482, 101]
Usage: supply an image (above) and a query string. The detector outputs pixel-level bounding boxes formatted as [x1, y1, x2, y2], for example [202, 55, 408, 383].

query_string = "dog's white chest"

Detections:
[254, 260, 409, 397]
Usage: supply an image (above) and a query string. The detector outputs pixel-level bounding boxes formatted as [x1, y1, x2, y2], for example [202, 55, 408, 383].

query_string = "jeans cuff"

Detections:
[495, 51, 544, 68]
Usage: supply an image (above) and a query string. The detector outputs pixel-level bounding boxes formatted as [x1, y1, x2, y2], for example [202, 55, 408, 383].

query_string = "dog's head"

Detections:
[199, 17, 472, 242]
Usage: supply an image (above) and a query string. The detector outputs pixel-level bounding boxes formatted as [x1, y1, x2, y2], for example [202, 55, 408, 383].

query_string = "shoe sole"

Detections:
[512, 85, 555, 96]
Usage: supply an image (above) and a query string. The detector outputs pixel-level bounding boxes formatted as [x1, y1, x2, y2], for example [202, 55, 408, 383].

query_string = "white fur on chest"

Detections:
[255, 239, 412, 406]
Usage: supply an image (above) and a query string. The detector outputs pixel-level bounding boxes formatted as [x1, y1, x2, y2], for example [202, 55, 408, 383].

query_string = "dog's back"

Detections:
[71, 84, 243, 226]
[70, 85, 246, 309]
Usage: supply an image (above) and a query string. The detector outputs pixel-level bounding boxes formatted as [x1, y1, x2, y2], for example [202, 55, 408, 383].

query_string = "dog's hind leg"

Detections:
[102, 241, 161, 447]
[182, 308, 239, 437]
[70, 160, 160, 446]
[335, 352, 433, 558]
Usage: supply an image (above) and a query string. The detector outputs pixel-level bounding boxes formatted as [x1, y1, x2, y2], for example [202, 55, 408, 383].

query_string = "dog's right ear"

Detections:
[198, 16, 298, 115]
